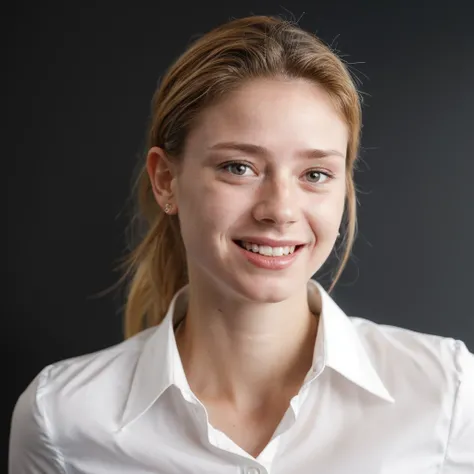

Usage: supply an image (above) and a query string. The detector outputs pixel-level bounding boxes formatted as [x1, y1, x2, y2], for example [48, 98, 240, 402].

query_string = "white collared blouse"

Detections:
[9, 280, 474, 473]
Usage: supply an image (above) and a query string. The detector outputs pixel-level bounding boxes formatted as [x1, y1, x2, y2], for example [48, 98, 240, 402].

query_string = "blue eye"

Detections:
[227, 163, 248, 175]
[305, 170, 331, 183]
[222, 162, 254, 176]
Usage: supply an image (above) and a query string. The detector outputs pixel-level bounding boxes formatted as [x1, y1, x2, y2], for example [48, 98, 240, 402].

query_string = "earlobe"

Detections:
[146, 147, 176, 211]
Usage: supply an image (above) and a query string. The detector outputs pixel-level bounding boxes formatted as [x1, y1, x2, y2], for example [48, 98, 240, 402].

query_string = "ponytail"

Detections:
[122, 169, 187, 338]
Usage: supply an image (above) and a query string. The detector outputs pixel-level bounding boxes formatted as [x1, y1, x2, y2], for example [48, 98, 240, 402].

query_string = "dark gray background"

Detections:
[6, 1, 474, 467]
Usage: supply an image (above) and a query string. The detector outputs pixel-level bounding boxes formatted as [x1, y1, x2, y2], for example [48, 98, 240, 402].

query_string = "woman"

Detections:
[9, 15, 473, 473]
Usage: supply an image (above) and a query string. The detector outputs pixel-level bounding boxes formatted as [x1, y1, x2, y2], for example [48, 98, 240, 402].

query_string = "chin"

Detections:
[232, 273, 306, 304]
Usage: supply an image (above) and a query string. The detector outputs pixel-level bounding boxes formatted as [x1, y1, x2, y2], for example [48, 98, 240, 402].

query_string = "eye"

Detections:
[221, 161, 255, 176]
[304, 169, 332, 184]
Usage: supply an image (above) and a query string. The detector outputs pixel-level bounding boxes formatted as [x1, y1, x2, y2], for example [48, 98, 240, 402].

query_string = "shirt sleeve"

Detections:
[9, 366, 67, 474]
[442, 340, 474, 472]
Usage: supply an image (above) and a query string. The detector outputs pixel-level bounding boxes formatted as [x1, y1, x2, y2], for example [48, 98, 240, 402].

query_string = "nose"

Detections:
[252, 172, 299, 227]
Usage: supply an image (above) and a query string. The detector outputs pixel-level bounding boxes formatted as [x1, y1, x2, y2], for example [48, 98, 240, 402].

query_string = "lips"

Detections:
[232, 239, 305, 270]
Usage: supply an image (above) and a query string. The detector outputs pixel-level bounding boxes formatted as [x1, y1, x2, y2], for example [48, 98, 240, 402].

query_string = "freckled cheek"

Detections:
[306, 194, 345, 240]
[178, 180, 249, 234]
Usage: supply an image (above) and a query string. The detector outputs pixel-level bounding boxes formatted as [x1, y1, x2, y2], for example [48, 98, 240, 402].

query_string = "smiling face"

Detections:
[170, 78, 348, 303]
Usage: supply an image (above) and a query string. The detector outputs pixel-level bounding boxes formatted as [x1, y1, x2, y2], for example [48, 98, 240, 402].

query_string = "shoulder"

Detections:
[349, 316, 473, 390]
[29, 326, 156, 402]
[350, 316, 465, 367]
[9, 327, 158, 471]
[15, 326, 157, 417]
[350, 316, 472, 376]
[350, 316, 474, 469]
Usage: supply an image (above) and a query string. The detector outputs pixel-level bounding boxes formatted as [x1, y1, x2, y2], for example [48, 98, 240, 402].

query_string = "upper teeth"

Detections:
[242, 241, 296, 256]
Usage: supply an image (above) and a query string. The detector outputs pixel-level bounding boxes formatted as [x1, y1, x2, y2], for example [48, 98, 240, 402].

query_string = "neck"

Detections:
[175, 279, 319, 414]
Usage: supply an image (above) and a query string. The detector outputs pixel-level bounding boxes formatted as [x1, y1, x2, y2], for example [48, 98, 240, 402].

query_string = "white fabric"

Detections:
[9, 280, 474, 473]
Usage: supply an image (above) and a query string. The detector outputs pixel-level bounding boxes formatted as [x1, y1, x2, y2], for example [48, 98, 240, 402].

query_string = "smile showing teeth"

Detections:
[240, 241, 296, 257]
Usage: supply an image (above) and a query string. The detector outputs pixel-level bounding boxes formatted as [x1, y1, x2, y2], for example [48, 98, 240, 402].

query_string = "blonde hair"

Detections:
[121, 15, 362, 338]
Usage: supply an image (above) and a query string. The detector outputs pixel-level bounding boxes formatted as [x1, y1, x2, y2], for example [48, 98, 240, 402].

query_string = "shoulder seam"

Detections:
[37, 364, 70, 474]
[438, 339, 463, 473]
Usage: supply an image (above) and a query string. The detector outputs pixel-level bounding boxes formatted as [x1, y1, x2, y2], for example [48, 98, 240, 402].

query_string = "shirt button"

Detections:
[247, 468, 260, 474]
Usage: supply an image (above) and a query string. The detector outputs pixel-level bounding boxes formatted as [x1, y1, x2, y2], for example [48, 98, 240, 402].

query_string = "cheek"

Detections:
[176, 175, 248, 238]
[307, 190, 346, 237]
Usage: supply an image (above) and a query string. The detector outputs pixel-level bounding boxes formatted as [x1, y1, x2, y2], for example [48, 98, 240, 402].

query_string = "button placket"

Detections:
[246, 467, 260, 474]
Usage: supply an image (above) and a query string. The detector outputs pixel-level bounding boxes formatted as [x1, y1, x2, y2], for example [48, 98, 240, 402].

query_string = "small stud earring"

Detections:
[164, 203, 172, 214]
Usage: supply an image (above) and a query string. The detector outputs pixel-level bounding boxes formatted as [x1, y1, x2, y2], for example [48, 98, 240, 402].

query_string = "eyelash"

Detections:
[219, 161, 334, 183]
[220, 161, 255, 176]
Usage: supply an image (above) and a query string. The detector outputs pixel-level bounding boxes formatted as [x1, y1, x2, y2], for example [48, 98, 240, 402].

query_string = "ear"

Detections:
[146, 146, 178, 213]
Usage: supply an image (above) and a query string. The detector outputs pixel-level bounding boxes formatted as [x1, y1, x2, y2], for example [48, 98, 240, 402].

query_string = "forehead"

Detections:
[185, 78, 348, 156]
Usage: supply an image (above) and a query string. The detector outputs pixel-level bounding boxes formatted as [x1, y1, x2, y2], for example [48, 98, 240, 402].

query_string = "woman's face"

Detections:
[171, 78, 348, 303]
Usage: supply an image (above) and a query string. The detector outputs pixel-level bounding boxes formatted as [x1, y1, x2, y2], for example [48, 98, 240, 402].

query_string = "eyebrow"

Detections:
[208, 141, 345, 159]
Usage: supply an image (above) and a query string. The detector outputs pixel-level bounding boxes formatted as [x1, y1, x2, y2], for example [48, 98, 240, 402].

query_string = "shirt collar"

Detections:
[119, 284, 190, 430]
[308, 280, 394, 403]
[119, 280, 393, 430]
